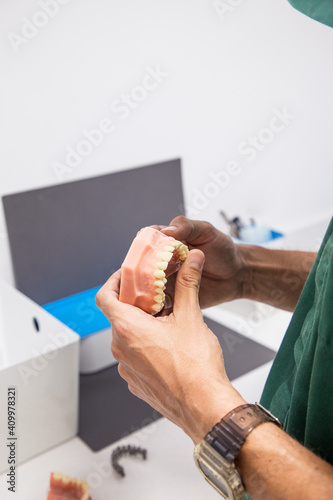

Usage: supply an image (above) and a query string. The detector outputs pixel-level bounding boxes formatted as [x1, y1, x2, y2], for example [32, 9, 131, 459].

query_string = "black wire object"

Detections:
[111, 445, 148, 478]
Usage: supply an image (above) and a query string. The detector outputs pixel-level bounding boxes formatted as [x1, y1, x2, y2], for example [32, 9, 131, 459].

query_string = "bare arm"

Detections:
[236, 422, 333, 500]
[239, 245, 317, 311]
[160, 217, 316, 312]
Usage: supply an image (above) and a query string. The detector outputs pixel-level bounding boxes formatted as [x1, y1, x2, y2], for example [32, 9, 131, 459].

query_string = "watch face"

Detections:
[194, 441, 245, 500]
[197, 460, 232, 498]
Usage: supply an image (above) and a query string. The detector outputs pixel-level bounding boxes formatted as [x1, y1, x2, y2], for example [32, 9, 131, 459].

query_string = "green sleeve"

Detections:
[287, 0, 333, 28]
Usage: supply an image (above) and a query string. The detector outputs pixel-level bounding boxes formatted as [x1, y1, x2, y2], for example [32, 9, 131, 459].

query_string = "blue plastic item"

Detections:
[271, 230, 284, 240]
[238, 225, 284, 244]
[42, 286, 109, 338]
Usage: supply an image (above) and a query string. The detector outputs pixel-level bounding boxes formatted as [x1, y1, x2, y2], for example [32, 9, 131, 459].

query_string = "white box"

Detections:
[0, 281, 79, 473]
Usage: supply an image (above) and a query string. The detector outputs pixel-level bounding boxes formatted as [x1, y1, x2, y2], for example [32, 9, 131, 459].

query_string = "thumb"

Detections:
[173, 249, 205, 316]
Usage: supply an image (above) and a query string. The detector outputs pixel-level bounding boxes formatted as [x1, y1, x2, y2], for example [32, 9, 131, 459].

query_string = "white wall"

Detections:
[1, 0, 333, 286]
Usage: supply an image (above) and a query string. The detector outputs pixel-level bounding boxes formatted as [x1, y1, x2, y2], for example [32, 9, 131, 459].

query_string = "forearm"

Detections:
[184, 387, 333, 500]
[236, 422, 333, 500]
[238, 245, 316, 311]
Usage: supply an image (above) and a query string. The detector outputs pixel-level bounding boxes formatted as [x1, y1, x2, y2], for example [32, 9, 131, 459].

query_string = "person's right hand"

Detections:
[157, 216, 246, 310]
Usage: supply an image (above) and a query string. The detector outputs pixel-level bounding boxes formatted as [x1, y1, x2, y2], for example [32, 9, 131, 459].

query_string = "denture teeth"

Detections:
[164, 245, 175, 252]
[154, 280, 165, 288]
[177, 245, 188, 259]
[160, 251, 173, 262]
[154, 295, 163, 303]
[163, 278, 167, 284]
[157, 262, 168, 271]
[174, 240, 183, 248]
[155, 288, 164, 295]
[154, 270, 166, 279]
[152, 303, 163, 312]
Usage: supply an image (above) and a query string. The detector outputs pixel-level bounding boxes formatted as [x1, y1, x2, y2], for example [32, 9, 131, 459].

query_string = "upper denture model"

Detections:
[119, 227, 189, 314]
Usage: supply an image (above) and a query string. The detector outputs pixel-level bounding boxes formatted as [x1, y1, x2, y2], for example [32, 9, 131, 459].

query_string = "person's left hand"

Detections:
[95, 249, 246, 444]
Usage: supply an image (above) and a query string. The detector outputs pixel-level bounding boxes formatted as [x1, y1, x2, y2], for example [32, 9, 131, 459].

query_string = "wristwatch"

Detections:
[193, 402, 282, 499]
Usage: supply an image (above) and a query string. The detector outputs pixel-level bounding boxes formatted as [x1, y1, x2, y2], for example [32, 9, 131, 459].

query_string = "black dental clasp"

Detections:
[111, 445, 148, 478]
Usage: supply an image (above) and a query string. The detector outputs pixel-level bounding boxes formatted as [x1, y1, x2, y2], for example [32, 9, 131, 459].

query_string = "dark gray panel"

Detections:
[79, 365, 162, 452]
[78, 319, 275, 451]
[204, 316, 276, 380]
[2, 159, 184, 305]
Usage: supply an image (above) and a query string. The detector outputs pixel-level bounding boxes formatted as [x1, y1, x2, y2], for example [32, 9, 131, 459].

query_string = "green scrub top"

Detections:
[260, 217, 333, 464]
[287, 0, 333, 28]
[242, 219, 333, 500]
[243, 3, 333, 499]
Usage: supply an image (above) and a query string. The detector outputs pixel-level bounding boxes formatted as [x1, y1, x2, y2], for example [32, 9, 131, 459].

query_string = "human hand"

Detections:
[153, 216, 246, 310]
[96, 249, 246, 444]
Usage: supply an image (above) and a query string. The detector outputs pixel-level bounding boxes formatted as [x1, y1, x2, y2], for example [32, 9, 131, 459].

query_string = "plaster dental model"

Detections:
[119, 227, 189, 314]
[47, 472, 91, 500]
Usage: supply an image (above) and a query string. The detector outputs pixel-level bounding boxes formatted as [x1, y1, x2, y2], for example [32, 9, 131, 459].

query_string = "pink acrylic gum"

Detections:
[119, 227, 188, 314]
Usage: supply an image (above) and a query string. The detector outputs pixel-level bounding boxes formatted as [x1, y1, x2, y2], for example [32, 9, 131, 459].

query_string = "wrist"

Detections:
[235, 244, 256, 300]
[182, 381, 247, 444]
[235, 420, 280, 473]
[194, 403, 283, 500]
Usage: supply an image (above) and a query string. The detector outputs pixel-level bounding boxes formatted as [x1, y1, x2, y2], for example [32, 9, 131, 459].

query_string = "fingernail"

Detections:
[161, 226, 177, 232]
[189, 251, 204, 271]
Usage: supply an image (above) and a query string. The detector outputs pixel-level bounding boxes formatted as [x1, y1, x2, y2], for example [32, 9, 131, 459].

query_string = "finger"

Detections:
[161, 216, 214, 245]
[149, 224, 167, 231]
[118, 363, 147, 400]
[173, 249, 205, 317]
[95, 269, 122, 315]
[95, 269, 146, 323]
[118, 363, 138, 394]
[118, 361, 133, 382]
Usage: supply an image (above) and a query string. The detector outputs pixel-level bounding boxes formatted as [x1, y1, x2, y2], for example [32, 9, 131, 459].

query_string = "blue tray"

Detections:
[43, 286, 110, 338]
